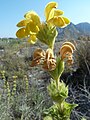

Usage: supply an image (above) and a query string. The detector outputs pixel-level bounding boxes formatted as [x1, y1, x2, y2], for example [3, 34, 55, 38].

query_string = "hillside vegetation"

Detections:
[0, 37, 90, 120]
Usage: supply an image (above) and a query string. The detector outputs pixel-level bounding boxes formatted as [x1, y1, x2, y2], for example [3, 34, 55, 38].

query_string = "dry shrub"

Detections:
[74, 40, 90, 75]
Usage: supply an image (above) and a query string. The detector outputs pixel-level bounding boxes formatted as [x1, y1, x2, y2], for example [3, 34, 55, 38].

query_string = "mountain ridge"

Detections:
[76, 22, 90, 35]
[57, 22, 90, 40]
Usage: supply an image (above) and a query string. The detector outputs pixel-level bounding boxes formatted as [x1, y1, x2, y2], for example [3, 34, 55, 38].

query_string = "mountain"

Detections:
[76, 22, 90, 36]
[57, 22, 90, 40]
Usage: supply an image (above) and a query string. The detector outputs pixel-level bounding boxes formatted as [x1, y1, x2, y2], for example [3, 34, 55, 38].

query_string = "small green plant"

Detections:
[16, 1, 77, 120]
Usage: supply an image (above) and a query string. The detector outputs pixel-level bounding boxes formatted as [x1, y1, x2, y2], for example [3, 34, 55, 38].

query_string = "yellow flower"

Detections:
[45, 2, 70, 27]
[16, 2, 70, 45]
[45, 2, 58, 21]
[49, 16, 70, 28]
[16, 11, 41, 44]
[49, 16, 65, 27]
[25, 20, 39, 35]
[24, 11, 41, 26]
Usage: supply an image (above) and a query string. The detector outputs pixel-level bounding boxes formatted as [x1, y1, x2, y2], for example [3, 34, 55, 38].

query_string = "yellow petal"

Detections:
[24, 11, 41, 26]
[45, 2, 58, 21]
[25, 27, 29, 36]
[30, 35, 37, 41]
[26, 21, 39, 35]
[47, 8, 55, 21]
[62, 17, 70, 25]
[27, 35, 37, 44]
[16, 28, 26, 38]
[54, 9, 64, 16]
[16, 19, 30, 27]
[50, 17, 65, 27]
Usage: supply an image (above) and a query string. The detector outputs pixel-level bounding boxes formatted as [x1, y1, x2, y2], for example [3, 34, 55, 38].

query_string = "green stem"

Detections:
[56, 78, 59, 89]
[49, 37, 55, 50]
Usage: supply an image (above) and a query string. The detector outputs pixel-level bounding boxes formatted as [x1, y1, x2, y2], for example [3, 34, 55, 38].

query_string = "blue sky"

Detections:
[0, 0, 90, 38]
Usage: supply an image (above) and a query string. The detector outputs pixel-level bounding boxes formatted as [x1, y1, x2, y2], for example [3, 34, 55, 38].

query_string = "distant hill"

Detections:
[57, 22, 90, 40]
[76, 22, 90, 36]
